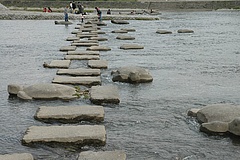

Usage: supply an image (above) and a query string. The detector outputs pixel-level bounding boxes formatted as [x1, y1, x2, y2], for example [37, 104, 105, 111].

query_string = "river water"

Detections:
[0, 10, 240, 160]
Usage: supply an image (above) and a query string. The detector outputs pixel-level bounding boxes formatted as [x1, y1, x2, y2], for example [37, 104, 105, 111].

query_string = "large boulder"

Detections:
[111, 66, 153, 83]
[8, 83, 78, 100]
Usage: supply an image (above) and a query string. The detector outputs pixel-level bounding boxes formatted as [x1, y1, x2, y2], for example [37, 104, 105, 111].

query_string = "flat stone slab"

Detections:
[55, 21, 73, 25]
[73, 40, 99, 43]
[65, 55, 100, 60]
[116, 35, 135, 40]
[8, 83, 78, 101]
[112, 30, 128, 33]
[88, 37, 108, 41]
[57, 68, 101, 76]
[91, 30, 106, 34]
[66, 36, 80, 41]
[78, 151, 126, 160]
[71, 42, 99, 47]
[43, 60, 71, 69]
[88, 60, 108, 69]
[22, 125, 106, 146]
[52, 76, 101, 86]
[77, 33, 98, 38]
[60, 46, 77, 52]
[121, 28, 136, 32]
[177, 29, 194, 33]
[34, 105, 104, 123]
[156, 29, 172, 34]
[87, 46, 111, 51]
[111, 20, 129, 24]
[80, 28, 98, 32]
[120, 44, 144, 50]
[68, 51, 100, 55]
[90, 85, 120, 104]
[72, 30, 82, 34]
[0, 153, 34, 160]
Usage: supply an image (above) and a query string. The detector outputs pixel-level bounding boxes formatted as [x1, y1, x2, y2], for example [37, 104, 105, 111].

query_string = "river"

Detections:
[0, 10, 240, 160]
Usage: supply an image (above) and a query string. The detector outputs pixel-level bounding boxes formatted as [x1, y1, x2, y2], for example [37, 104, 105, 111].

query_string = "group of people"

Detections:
[63, 3, 111, 22]
[43, 7, 52, 13]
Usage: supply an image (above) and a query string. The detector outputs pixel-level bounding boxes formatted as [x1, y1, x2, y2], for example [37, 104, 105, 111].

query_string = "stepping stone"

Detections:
[177, 29, 194, 33]
[77, 33, 98, 38]
[60, 46, 76, 52]
[80, 28, 98, 32]
[22, 125, 106, 146]
[0, 153, 34, 160]
[88, 60, 108, 69]
[120, 44, 144, 50]
[112, 30, 128, 33]
[156, 30, 172, 34]
[52, 76, 101, 86]
[72, 30, 82, 34]
[111, 20, 129, 24]
[55, 21, 73, 25]
[68, 51, 100, 55]
[78, 150, 126, 160]
[66, 36, 80, 41]
[90, 85, 120, 104]
[43, 60, 71, 69]
[73, 40, 99, 43]
[65, 55, 100, 60]
[34, 105, 104, 123]
[87, 46, 111, 51]
[96, 21, 107, 26]
[116, 35, 135, 40]
[121, 28, 136, 32]
[57, 68, 101, 76]
[71, 42, 99, 47]
[88, 37, 108, 41]
[91, 30, 106, 34]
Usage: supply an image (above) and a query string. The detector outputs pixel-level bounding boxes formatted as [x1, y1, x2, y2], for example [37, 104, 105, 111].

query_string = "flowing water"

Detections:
[0, 10, 240, 160]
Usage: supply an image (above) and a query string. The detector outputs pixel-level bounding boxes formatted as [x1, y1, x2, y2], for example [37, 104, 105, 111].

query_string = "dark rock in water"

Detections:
[111, 20, 129, 24]
[156, 30, 172, 34]
[111, 66, 153, 83]
[55, 21, 73, 25]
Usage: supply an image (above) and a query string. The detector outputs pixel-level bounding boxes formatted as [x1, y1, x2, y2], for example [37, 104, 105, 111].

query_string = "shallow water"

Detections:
[0, 10, 240, 160]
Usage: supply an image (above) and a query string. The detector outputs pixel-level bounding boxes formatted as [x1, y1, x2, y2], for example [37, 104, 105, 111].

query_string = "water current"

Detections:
[0, 10, 240, 160]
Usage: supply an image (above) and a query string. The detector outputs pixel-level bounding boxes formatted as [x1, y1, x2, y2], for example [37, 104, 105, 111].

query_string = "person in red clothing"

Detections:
[43, 7, 47, 12]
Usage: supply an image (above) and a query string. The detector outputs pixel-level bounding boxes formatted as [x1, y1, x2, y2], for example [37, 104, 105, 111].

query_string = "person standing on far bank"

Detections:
[64, 6, 69, 21]
[95, 7, 102, 21]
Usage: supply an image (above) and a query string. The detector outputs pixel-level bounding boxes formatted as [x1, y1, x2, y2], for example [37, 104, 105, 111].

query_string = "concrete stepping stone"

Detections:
[80, 28, 98, 32]
[68, 51, 100, 55]
[65, 55, 100, 60]
[111, 20, 129, 24]
[34, 105, 104, 123]
[71, 42, 99, 47]
[90, 30, 106, 34]
[87, 46, 111, 51]
[60, 46, 76, 52]
[116, 35, 135, 40]
[57, 68, 101, 76]
[121, 28, 136, 32]
[52, 76, 101, 86]
[66, 36, 80, 41]
[73, 40, 99, 43]
[96, 21, 107, 26]
[0, 153, 34, 160]
[77, 33, 98, 38]
[72, 30, 82, 34]
[90, 85, 120, 104]
[156, 29, 172, 34]
[22, 125, 106, 146]
[112, 30, 128, 33]
[43, 60, 71, 69]
[120, 44, 144, 50]
[78, 150, 126, 160]
[177, 29, 194, 33]
[55, 21, 73, 25]
[88, 37, 108, 41]
[88, 60, 108, 69]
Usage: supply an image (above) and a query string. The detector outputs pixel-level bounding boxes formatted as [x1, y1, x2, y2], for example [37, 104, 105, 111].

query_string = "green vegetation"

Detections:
[73, 86, 90, 99]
